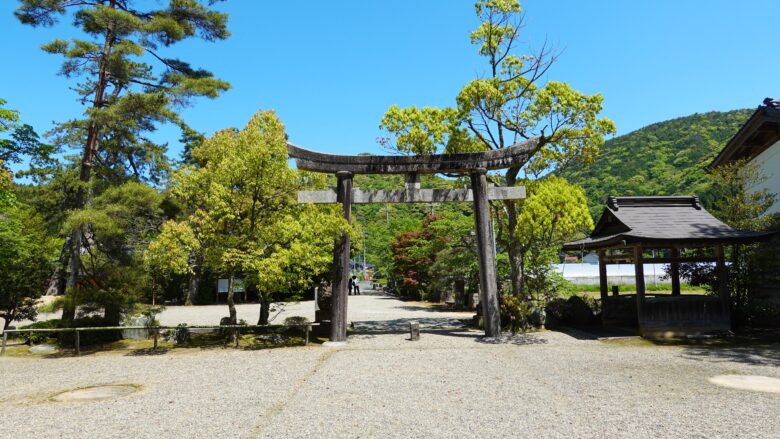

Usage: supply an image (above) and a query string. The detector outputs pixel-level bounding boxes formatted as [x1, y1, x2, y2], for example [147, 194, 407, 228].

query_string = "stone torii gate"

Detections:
[288, 139, 539, 342]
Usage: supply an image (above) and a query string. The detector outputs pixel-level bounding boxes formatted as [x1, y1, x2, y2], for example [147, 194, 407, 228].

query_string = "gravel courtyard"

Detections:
[1, 293, 779, 438]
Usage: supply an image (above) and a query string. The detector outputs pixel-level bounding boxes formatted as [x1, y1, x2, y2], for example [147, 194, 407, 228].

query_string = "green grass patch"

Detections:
[35, 297, 65, 314]
[574, 283, 706, 297]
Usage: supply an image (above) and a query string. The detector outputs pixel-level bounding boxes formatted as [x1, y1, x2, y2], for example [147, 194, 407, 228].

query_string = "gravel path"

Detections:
[15, 282, 473, 328]
[153, 288, 472, 328]
[2, 292, 779, 438]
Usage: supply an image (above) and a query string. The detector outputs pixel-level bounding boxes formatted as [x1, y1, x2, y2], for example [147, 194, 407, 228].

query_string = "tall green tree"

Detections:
[380, 0, 614, 297]
[0, 182, 59, 330]
[390, 212, 479, 301]
[153, 111, 350, 328]
[709, 159, 777, 326]
[15, 0, 230, 324]
[62, 180, 165, 324]
[677, 160, 777, 326]
[507, 176, 592, 300]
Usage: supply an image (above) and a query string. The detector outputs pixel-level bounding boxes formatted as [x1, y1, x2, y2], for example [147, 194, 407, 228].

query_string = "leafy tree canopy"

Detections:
[0, 190, 59, 329]
[151, 110, 351, 323]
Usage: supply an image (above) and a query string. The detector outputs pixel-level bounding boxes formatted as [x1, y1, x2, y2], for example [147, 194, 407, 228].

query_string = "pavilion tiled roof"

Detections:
[562, 196, 773, 250]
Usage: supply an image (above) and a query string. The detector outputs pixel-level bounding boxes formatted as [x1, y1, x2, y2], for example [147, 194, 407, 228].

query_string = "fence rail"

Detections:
[1, 323, 318, 356]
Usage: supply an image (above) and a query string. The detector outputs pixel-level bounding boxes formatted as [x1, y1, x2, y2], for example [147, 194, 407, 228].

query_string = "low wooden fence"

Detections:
[1, 323, 318, 356]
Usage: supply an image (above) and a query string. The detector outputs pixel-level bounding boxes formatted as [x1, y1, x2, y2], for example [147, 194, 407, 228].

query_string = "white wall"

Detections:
[750, 140, 780, 214]
[554, 263, 670, 285]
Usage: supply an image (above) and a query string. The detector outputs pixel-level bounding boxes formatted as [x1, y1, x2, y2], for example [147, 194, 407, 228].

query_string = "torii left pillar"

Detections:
[330, 171, 353, 343]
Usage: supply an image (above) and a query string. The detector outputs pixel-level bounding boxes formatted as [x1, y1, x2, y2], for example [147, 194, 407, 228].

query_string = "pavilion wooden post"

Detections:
[633, 245, 646, 322]
[598, 250, 609, 323]
[714, 244, 729, 314]
[330, 171, 353, 343]
[670, 247, 681, 296]
[470, 168, 501, 338]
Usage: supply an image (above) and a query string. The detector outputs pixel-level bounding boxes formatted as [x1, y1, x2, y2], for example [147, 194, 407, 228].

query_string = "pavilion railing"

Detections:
[640, 295, 728, 327]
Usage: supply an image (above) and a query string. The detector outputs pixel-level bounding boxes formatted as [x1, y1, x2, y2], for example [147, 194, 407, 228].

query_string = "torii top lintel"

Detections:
[286, 138, 540, 175]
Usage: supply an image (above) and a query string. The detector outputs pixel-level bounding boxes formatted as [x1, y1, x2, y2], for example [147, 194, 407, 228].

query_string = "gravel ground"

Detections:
[2, 292, 779, 438]
[152, 287, 472, 328]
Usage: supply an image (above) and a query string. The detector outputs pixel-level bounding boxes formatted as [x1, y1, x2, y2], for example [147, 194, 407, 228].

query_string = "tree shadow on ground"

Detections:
[351, 317, 467, 333]
[474, 333, 549, 346]
[679, 343, 780, 367]
[125, 347, 170, 356]
[392, 304, 471, 314]
[350, 318, 548, 346]
[553, 325, 639, 341]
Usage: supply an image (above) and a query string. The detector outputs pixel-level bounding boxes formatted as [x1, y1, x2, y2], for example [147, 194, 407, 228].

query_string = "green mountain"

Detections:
[560, 108, 754, 218]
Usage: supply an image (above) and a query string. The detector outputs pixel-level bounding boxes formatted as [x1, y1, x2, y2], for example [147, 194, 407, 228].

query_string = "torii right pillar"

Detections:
[470, 168, 501, 338]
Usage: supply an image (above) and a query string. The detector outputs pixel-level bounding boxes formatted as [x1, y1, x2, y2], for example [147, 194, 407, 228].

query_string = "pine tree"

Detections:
[15, 0, 230, 325]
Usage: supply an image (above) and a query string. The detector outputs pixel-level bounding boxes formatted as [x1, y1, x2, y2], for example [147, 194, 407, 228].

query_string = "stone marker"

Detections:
[409, 322, 420, 341]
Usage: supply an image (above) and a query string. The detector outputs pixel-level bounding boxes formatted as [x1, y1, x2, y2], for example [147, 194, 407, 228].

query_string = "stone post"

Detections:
[330, 171, 353, 343]
[470, 169, 501, 338]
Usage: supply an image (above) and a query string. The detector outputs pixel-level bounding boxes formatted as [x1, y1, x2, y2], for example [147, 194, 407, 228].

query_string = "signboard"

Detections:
[217, 278, 245, 293]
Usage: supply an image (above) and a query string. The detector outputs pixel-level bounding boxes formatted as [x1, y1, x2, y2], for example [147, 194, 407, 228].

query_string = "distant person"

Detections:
[352, 275, 360, 295]
[348, 276, 354, 295]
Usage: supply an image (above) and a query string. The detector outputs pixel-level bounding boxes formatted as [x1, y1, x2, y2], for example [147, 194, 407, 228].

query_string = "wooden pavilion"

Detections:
[563, 196, 772, 337]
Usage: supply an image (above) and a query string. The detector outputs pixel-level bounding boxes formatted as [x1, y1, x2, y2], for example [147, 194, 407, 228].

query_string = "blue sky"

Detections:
[2, 0, 778, 162]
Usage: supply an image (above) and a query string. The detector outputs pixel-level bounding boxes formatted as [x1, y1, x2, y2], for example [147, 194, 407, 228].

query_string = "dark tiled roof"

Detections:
[708, 97, 780, 169]
[563, 196, 773, 250]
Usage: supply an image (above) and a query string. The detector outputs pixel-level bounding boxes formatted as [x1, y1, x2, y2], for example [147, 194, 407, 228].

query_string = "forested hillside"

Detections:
[560, 109, 754, 218]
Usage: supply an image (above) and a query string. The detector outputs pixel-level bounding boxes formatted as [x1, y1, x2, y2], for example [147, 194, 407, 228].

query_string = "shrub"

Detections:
[219, 317, 247, 339]
[500, 295, 533, 334]
[544, 298, 569, 328]
[284, 316, 309, 326]
[18, 319, 60, 345]
[71, 316, 124, 345]
[169, 323, 191, 344]
[544, 295, 600, 327]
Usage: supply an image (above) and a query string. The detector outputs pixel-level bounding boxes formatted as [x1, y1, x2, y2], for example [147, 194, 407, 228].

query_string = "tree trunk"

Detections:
[226, 271, 237, 324]
[257, 292, 270, 325]
[61, 2, 117, 326]
[504, 167, 525, 297]
[45, 235, 71, 296]
[185, 271, 199, 306]
[60, 228, 81, 328]
[226, 272, 237, 344]
[506, 208, 524, 297]
[104, 302, 122, 327]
